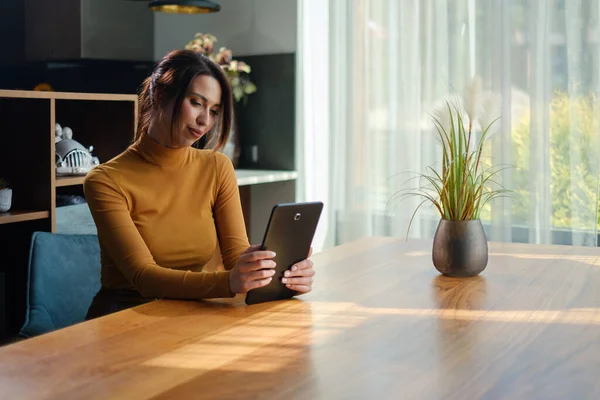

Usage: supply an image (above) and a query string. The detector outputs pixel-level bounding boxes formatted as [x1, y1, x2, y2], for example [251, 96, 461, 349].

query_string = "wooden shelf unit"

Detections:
[0, 90, 137, 338]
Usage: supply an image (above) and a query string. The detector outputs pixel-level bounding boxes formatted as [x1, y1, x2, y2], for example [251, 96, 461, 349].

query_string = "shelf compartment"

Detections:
[0, 97, 52, 213]
[55, 99, 135, 165]
[0, 210, 50, 225]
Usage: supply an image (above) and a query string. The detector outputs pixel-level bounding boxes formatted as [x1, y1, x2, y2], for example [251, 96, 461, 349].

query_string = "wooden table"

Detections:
[1, 237, 599, 399]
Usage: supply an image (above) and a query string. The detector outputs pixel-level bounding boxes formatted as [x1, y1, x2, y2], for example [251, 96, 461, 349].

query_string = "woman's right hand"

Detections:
[229, 245, 277, 294]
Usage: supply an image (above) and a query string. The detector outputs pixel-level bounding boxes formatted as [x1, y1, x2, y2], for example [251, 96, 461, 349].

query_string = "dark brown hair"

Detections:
[135, 49, 233, 150]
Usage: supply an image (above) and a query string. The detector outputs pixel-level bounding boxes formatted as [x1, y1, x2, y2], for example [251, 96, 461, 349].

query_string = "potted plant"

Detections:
[394, 77, 510, 277]
[185, 33, 257, 167]
[185, 33, 257, 104]
[0, 178, 12, 212]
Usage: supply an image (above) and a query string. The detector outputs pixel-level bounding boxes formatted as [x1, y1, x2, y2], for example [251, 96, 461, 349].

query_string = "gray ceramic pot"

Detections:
[0, 188, 12, 212]
[432, 219, 488, 277]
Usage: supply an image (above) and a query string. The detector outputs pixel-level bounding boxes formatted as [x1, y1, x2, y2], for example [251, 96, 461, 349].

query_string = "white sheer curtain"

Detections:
[297, 0, 600, 250]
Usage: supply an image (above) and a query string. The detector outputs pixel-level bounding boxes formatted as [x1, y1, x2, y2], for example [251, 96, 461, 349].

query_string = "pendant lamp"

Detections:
[149, 0, 220, 14]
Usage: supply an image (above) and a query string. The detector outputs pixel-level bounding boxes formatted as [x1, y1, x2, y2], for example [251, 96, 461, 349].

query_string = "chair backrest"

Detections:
[19, 232, 101, 338]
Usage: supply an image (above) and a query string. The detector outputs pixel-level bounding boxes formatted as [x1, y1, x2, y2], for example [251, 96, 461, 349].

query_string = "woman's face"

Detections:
[157, 74, 222, 148]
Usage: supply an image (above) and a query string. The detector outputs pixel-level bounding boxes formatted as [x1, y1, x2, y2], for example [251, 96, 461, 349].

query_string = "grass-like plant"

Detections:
[390, 77, 512, 234]
[0, 178, 9, 190]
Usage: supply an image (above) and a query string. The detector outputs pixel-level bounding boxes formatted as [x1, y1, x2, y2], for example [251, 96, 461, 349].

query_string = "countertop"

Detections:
[234, 169, 297, 186]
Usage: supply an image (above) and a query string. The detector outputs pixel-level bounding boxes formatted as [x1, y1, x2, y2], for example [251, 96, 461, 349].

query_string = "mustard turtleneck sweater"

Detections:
[83, 133, 249, 299]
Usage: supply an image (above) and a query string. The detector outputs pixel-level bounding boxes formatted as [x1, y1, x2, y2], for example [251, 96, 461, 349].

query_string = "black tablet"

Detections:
[245, 201, 324, 305]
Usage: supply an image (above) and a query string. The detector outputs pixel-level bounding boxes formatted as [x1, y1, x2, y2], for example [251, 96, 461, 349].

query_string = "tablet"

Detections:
[245, 201, 324, 305]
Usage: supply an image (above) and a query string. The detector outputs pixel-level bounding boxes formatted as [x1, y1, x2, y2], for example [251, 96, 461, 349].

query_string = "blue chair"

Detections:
[19, 232, 101, 338]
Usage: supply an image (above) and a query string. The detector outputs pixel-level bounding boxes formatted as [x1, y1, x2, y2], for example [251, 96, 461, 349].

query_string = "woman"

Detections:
[84, 50, 314, 319]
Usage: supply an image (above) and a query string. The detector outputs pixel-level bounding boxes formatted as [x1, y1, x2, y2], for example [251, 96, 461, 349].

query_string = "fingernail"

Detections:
[284, 271, 290, 277]
[269, 252, 276, 257]
[291, 265, 298, 272]
[286, 284, 292, 288]
[268, 277, 272, 282]
[281, 278, 288, 283]
[270, 270, 276, 276]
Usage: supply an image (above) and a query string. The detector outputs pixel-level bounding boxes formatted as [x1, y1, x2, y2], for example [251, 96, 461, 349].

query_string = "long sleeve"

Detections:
[213, 154, 251, 271]
[84, 167, 233, 299]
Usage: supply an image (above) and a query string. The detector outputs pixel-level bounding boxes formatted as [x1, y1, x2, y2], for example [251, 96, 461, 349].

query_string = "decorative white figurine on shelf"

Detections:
[62, 126, 73, 140]
[55, 123, 63, 143]
[55, 123, 100, 176]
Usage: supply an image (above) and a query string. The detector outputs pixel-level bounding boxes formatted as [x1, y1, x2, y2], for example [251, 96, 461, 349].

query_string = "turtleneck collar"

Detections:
[132, 132, 191, 167]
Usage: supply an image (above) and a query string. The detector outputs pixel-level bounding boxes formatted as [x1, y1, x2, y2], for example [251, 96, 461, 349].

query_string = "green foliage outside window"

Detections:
[509, 91, 600, 230]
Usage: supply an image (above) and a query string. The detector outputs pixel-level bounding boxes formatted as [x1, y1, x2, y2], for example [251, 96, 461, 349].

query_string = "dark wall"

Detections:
[0, 53, 296, 172]
[0, 59, 154, 93]
[2, 0, 154, 64]
[236, 53, 295, 171]
[0, 0, 25, 66]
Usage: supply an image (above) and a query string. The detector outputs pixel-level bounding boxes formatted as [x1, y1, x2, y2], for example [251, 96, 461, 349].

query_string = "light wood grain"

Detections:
[0, 210, 50, 225]
[50, 98, 56, 233]
[0, 89, 137, 102]
[55, 176, 85, 187]
[0, 236, 599, 399]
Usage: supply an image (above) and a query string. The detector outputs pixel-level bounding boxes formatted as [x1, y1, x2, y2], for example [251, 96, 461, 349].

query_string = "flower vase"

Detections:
[222, 107, 240, 167]
[432, 219, 488, 277]
[0, 188, 12, 212]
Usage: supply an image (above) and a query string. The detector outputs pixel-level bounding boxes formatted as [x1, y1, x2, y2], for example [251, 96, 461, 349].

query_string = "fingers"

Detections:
[282, 258, 314, 294]
[281, 275, 313, 286]
[242, 244, 263, 254]
[238, 267, 276, 293]
[231, 245, 278, 294]
[239, 276, 273, 293]
[230, 266, 275, 294]
[245, 268, 276, 281]
[281, 258, 314, 284]
[288, 258, 314, 273]
[237, 247, 277, 273]
[283, 266, 315, 279]
[235, 245, 315, 295]
[237, 258, 276, 273]
[285, 284, 312, 294]
[237, 245, 278, 274]
[238, 250, 276, 264]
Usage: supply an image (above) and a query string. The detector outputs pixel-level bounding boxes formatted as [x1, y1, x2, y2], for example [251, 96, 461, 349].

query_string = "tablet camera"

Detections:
[294, 213, 301, 221]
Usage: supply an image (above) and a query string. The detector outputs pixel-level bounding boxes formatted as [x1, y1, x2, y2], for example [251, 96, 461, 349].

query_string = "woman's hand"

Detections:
[282, 247, 315, 295]
[229, 245, 277, 294]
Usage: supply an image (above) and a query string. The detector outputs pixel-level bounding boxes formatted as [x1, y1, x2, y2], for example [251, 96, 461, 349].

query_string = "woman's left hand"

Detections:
[281, 247, 315, 295]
